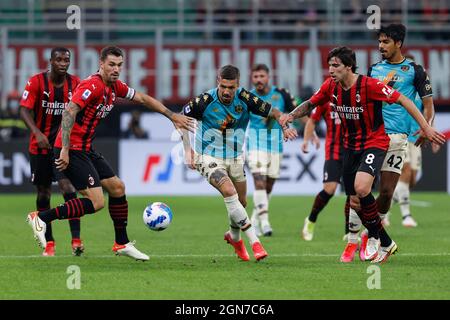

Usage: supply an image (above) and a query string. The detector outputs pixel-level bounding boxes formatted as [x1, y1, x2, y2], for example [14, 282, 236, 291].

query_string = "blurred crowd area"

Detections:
[0, 92, 27, 142]
[1, 0, 449, 42]
[0, 0, 448, 140]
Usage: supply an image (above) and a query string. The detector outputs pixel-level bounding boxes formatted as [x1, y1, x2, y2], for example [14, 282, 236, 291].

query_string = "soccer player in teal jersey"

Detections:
[246, 64, 297, 237]
[391, 52, 441, 227]
[181, 65, 296, 261]
[350, 24, 436, 256]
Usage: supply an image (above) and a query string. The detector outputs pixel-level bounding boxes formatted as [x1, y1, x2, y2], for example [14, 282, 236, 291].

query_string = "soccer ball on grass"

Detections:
[143, 202, 173, 231]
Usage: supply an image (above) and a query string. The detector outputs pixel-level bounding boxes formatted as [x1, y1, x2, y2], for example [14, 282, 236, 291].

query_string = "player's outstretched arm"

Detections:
[268, 108, 298, 141]
[55, 101, 80, 171]
[19, 106, 51, 149]
[397, 94, 445, 145]
[422, 96, 435, 126]
[414, 96, 436, 147]
[132, 91, 196, 133]
[279, 100, 315, 127]
[181, 129, 195, 170]
[302, 118, 320, 153]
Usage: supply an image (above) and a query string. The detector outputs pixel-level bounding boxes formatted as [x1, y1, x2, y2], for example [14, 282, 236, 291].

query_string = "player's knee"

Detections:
[253, 174, 266, 190]
[91, 197, 105, 211]
[323, 183, 337, 195]
[265, 182, 275, 194]
[109, 179, 126, 197]
[354, 183, 371, 198]
[221, 185, 237, 198]
[378, 186, 393, 201]
[254, 180, 266, 190]
[36, 192, 51, 209]
[58, 179, 76, 194]
[37, 185, 51, 198]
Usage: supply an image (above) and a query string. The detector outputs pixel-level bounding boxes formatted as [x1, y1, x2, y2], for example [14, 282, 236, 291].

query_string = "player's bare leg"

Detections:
[251, 173, 271, 236]
[395, 163, 418, 227]
[376, 171, 401, 225]
[211, 170, 267, 261]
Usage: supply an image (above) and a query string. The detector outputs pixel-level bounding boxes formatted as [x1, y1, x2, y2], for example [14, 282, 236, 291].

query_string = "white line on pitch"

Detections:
[410, 200, 433, 207]
[0, 252, 450, 259]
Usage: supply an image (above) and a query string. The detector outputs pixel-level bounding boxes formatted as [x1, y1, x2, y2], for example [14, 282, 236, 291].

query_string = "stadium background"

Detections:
[0, 0, 449, 195]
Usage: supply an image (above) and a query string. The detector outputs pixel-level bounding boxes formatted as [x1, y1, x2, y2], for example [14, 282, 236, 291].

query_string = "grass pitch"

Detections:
[0, 193, 449, 300]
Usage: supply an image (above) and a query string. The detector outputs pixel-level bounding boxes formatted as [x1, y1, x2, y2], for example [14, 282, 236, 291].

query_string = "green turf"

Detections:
[0, 193, 449, 299]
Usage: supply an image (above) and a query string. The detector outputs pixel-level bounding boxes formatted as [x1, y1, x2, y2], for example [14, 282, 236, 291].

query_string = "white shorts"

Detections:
[404, 141, 422, 171]
[381, 133, 408, 174]
[246, 150, 282, 179]
[194, 153, 246, 183]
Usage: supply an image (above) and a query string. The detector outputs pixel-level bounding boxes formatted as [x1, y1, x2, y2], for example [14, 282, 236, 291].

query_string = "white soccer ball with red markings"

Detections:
[143, 202, 173, 231]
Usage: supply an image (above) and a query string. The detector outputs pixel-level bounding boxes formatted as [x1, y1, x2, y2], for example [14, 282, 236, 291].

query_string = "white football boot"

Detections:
[402, 215, 418, 228]
[372, 240, 398, 264]
[113, 241, 149, 261]
[26, 211, 47, 249]
[364, 237, 380, 261]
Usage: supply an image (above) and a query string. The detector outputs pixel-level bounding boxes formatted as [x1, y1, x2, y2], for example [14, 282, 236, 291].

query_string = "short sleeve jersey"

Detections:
[54, 73, 135, 151]
[182, 87, 272, 158]
[368, 58, 432, 135]
[20, 72, 80, 154]
[310, 75, 400, 151]
[246, 86, 296, 153]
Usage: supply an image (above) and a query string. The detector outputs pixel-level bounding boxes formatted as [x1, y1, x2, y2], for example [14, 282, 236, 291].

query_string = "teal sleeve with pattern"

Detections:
[238, 88, 272, 117]
[182, 93, 213, 120]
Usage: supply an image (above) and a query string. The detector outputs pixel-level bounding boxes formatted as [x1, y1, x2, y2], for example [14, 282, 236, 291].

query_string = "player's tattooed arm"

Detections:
[55, 101, 80, 171]
[278, 100, 315, 130]
[61, 101, 81, 148]
[289, 100, 315, 120]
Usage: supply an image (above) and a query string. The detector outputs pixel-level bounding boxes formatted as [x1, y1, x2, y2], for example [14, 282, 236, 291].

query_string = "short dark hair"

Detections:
[100, 46, 124, 61]
[50, 47, 70, 59]
[378, 24, 406, 47]
[327, 46, 357, 73]
[219, 65, 240, 80]
[251, 63, 270, 74]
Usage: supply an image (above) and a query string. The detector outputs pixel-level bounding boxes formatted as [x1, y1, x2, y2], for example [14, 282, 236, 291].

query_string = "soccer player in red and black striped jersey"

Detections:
[26, 46, 196, 261]
[281, 46, 445, 263]
[20, 47, 84, 257]
[300, 102, 347, 242]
